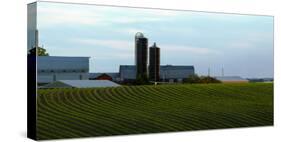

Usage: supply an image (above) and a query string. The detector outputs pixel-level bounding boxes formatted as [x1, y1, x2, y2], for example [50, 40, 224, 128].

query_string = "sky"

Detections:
[37, 2, 274, 78]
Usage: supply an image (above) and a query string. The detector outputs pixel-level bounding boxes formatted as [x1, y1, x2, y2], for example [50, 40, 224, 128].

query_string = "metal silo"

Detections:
[149, 42, 160, 81]
[135, 32, 148, 79]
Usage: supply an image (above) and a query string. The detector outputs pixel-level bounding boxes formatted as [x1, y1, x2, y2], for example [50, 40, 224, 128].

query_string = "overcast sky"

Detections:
[37, 2, 273, 78]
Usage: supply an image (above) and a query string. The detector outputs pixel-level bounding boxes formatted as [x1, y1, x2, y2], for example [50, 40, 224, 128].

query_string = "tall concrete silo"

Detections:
[149, 42, 160, 81]
[135, 32, 148, 79]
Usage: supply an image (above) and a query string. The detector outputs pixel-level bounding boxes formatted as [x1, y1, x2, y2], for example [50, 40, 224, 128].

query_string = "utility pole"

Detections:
[208, 67, 210, 77]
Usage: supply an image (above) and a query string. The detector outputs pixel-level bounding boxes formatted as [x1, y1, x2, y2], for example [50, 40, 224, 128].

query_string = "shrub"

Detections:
[199, 76, 221, 84]
[184, 74, 201, 84]
[135, 74, 150, 85]
[184, 74, 221, 84]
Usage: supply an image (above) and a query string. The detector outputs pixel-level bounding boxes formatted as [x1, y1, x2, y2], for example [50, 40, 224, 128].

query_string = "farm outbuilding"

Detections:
[37, 56, 90, 84]
[215, 76, 249, 83]
[89, 73, 120, 81]
[119, 65, 194, 82]
[41, 80, 120, 88]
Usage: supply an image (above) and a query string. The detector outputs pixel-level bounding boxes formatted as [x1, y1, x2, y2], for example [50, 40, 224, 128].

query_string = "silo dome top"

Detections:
[135, 32, 144, 38]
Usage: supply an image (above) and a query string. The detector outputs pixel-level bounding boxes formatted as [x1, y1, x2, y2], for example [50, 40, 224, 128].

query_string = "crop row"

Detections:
[37, 83, 273, 140]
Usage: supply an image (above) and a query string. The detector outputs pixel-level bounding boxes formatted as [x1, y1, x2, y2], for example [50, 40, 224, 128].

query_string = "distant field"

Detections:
[37, 83, 273, 140]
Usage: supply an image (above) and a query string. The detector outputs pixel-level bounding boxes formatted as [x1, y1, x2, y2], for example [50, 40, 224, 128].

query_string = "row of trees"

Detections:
[184, 74, 221, 84]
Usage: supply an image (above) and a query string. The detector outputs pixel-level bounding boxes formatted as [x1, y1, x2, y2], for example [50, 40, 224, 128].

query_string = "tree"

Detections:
[184, 74, 221, 84]
[135, 74, 149, 85]
[184, 74, 201, 84]
[28, 47, 49, 56]
[199, 76, 221, 84]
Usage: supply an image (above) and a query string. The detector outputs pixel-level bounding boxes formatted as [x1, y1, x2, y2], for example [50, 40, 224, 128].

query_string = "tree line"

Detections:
[183, 74, 221, 84]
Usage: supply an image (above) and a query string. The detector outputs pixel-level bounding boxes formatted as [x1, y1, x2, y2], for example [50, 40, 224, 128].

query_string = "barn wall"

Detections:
[38, 73, 89, 83]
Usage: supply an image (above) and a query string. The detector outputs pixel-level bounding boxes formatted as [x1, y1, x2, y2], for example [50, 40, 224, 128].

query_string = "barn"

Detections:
[37, 56, 90, 84]
[215, 76, 249, 83]
[119, 65, 194, 82]
[89, 73, 120, 81]
[40, 80, 120, 88]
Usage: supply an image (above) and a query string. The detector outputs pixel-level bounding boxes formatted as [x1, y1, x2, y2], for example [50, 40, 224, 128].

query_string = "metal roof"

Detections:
[120, 65, 194, 79]
[215, 76, 248, 81]
[89, 73, 119, 79]
[135, 32, 144, 38]
[160, 65, 194, 70]
[37, 56, 89, 71]
[41, 80, 120, 88]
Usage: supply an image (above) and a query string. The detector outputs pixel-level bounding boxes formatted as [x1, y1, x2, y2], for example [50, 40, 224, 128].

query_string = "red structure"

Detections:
[95, 73, 113, 81]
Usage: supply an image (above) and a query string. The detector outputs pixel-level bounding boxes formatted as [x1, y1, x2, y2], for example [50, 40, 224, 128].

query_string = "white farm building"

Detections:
[215, 76, 249, 83]
[41, 80, 120, 88]
[37, 56, 90, 84]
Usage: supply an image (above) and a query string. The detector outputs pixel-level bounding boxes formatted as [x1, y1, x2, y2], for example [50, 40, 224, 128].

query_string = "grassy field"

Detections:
[37, 83, 273, 140]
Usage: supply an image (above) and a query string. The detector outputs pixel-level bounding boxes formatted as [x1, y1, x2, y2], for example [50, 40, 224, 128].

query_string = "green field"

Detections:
[37, 83, 273, 140]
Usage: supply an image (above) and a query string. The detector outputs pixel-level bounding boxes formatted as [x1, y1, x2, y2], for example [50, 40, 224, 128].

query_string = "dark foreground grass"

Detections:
[37, 83, 273, 140]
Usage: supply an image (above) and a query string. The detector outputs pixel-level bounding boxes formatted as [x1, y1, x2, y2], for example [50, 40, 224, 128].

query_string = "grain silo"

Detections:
[135, 32, 148, 79]
[149, 42, 160, 81]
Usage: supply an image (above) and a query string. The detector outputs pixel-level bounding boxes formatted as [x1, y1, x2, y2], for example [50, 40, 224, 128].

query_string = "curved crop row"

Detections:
[37, 83, 273, 140]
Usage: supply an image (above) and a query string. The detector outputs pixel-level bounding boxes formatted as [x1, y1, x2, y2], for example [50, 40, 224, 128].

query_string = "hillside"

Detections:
[37, 83, 273, 140]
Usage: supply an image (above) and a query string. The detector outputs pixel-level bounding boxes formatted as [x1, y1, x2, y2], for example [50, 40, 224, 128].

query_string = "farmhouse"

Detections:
[37, 56, 90, 84]
[119, 65, 194, 82]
